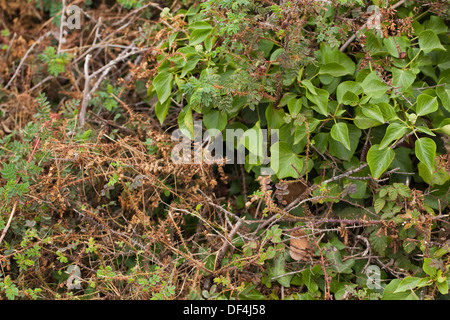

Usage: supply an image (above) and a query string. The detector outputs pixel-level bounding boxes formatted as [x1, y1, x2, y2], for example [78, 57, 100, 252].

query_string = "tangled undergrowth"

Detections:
[0, 0, 449, 300]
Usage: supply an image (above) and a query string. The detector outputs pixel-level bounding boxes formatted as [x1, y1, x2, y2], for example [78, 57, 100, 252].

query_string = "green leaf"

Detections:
[1, 162, 17, 181]
[369, 229, 387, 256]
[238, 284, 267, 300]
[377, 103, 399, 121]
[265, 105, 285, 129]
[392, 68, 415, 92]
[374, 197, 386, 214]
[319, 63, 350, 77]
[153, 72, 173, 104]
[415, 94, 438, 116]
[181, 56, 200, 78]
[293, 118, 319, 145]
[242, 121, 264, 164]
[325, 244, 354, 274]
[360, 71, 389, 99]
[436, 83, 450, 112]
[322, 48, 356, 76]
[270, 142, 303, 179]
[361, 105, 384, 123]
[437, 280, 449, 295]
[418, 30, 446, 54]
[367, 144, 395, 179]
[330, 122, 351, 151]
[379, 123, 408, 150]
[382, 279, 419, 300]
[306, 88, 329, 116]
[415, 137, 436, 171]
[300, 79, 317, 95]
[287, 98, 302, 115]
[423, 258, 437, 277]
[394, 183, 411, 197]
[426, 16, 448, 35]
[178, 106, 194, 138]
[415, 126, 435, 136]
[302, 269, 319, 293]
[188, 22, 213, 46]
[383, 36, 410, 58]
[393, 277, 423, 293]
[418, 162, 450, 186]
[155, 99, 171, 125]
[328, 124, 361, 161]
[203, 109, 227, 132]
[336, 81, 362, 104]
[271, 253, 292, 287]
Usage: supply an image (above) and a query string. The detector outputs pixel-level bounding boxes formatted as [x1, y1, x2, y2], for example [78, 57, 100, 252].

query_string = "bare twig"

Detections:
[4, 32, 50, 90]
[5, 32, 17, 61]
[0, 201, 18, 247]
[214, 218, 244, 271]
[112, 2, 164, 27]
[311, 225, 332, 300]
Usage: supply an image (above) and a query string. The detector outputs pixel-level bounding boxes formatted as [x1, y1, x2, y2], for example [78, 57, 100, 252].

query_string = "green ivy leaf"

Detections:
[178, 106, 194, 138]
[302, 269, 319, 293]
[300, 79, 317, 95]
[271, 253, 292, 287]
[181, 56, 201, 78]
[306, 88, 329, 116]
[392, 68, 415, 92]
[360, 71, 389, 99]
[426, 16, 448, 34]
[330, 122, 351, 151]
[379, 123, 408, 150]
[242, 121, 264, 164]
[328, 124, 361, 161]
[393, 277, 425, 293]
[336, 81, 362, 104]
[287, 98, 302, 115]
[322, 48, 356, 76]
[418, 162, 450, 186]
[265, 105, 285, 130]
[238, 284, 267, 300]
[188, 22, 213, 46]
[415, 94, 438, 116]
[415, 137, 436, 171]
[377, 102, 399, 121]
[367, 144, 395, 179]
[418, 30, 446, 54]
[153, 71, 173, 104]
[155, 99, 170, 125]
[361, 105, 385, 123]
[382, 279, 419, 300]
[203, 109, 227, 132]
[436, 81, 450, 112]
[319, 63, 349, 77]
[270, 142, 303, 179]
[415, 126, 435, 137]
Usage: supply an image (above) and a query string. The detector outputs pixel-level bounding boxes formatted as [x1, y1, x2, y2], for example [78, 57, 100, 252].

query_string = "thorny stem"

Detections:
[311, 227, 332, 300]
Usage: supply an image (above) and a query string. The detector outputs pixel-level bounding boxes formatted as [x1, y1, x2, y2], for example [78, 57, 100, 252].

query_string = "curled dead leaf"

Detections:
[289, 229, 310, 262]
